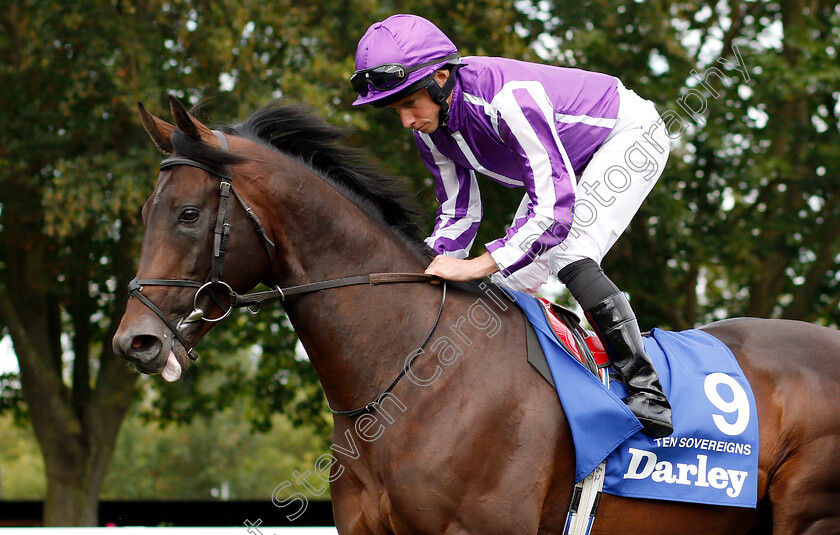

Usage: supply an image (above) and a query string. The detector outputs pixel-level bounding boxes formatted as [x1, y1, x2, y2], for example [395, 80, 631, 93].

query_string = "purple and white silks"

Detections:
[417, 56, 620, 283]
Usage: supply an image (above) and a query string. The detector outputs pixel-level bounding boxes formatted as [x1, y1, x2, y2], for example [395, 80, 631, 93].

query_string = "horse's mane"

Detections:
[169, 102, 424, 243]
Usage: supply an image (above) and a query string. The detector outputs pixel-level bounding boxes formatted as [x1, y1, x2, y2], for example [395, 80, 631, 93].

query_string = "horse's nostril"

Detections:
[126, 334, 162, 360]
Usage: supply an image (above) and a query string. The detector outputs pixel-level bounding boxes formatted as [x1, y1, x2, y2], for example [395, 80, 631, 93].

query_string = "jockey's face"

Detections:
[388, 70, 451, 134]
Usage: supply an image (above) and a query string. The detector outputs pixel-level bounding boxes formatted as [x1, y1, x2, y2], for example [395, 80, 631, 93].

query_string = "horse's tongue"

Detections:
[161, 350, 182, 382]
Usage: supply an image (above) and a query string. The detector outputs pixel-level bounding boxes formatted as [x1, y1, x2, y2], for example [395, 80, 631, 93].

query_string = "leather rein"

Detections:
[128, 130, 446, 416]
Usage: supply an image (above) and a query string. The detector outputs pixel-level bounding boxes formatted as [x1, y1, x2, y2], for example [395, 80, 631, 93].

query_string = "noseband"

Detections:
[127, 130, 444, 415]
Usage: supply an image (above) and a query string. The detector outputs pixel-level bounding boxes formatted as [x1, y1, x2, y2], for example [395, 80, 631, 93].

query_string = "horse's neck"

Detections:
[268, 172, 438, 412]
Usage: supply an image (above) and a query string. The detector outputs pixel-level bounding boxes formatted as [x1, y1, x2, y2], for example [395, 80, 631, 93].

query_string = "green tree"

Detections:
[0, 0, 155, 524]
[0, 0, 324, 524]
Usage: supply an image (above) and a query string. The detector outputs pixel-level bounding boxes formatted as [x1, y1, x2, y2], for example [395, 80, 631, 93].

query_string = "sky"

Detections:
[1, 336, 18, 373]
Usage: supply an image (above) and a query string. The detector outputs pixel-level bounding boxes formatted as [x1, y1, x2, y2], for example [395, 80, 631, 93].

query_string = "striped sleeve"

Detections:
[415, 132, 482, 259]
[484, 81, 577, 277]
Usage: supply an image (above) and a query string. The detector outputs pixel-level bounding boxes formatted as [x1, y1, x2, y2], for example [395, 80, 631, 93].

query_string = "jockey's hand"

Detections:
[424, 252, 499, 282]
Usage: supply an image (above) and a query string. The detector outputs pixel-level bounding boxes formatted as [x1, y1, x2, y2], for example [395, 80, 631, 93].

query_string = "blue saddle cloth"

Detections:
[507, 289, 759, 508]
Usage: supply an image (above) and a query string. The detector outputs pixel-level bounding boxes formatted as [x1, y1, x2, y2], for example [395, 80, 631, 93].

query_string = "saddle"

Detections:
[522, 297, 616, 535]
[526, 298, 609, 387]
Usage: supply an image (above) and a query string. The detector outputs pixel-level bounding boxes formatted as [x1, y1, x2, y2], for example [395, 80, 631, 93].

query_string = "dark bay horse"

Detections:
[113, 97, 840, 534]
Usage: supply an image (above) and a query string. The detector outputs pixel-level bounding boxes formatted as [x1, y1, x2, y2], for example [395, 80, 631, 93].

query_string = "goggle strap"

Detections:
[352, 53, 459, 89]
[401, 53, 460, 76]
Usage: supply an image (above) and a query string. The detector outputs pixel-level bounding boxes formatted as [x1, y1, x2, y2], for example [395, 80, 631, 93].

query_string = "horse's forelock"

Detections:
[169, 129, 245, 171]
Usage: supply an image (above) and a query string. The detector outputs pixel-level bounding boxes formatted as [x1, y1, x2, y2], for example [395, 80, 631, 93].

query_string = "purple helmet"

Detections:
[351, 14, 460, 107]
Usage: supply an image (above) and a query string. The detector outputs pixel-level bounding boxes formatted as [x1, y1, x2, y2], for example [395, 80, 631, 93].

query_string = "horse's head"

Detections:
[114, 96, 428, 383]
[113, 96, 273, 381]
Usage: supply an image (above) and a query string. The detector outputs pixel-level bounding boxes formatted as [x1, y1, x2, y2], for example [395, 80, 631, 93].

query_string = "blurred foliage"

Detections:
[0, 414, 45, 499]
[143, 306, 327, 432]
[0, 406, 331, 500]
[0, 0, 838, 521]
[0, 371, 26, 422]
[101, 399, 332, 500]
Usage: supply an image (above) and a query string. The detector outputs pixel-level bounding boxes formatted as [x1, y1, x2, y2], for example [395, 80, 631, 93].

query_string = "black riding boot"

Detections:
[585, 293, 673, 438]
[558, 258, 673, 438]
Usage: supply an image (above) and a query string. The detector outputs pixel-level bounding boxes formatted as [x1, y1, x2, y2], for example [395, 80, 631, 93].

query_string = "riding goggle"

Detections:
[350, 53, 459, 94]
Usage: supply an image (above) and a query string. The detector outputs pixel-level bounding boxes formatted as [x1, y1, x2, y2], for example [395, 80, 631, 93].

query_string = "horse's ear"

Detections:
[138, 101, 175, 154]
[168, 94, 216, 144]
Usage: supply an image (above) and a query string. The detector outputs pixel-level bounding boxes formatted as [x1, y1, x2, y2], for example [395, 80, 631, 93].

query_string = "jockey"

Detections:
[350, 14, 673, 438]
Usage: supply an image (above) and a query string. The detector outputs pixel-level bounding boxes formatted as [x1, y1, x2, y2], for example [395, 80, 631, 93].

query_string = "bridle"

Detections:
[128, 130, 275, 360]
[127, 129, 446, 416]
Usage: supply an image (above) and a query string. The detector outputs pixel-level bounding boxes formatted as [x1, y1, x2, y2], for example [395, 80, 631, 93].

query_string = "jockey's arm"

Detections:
[414, 133, 484, 260]
[484, 84, 575, 281]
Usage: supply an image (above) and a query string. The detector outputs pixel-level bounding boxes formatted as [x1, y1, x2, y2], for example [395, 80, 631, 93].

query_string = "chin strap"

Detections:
[426, 64, 460, 127]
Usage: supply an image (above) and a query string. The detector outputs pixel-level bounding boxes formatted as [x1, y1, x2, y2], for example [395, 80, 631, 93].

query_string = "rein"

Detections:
[129, 130, 447, 416]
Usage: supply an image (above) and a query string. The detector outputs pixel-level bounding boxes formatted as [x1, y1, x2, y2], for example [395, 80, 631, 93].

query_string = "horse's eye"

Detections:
[179, 208, 200, 223]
